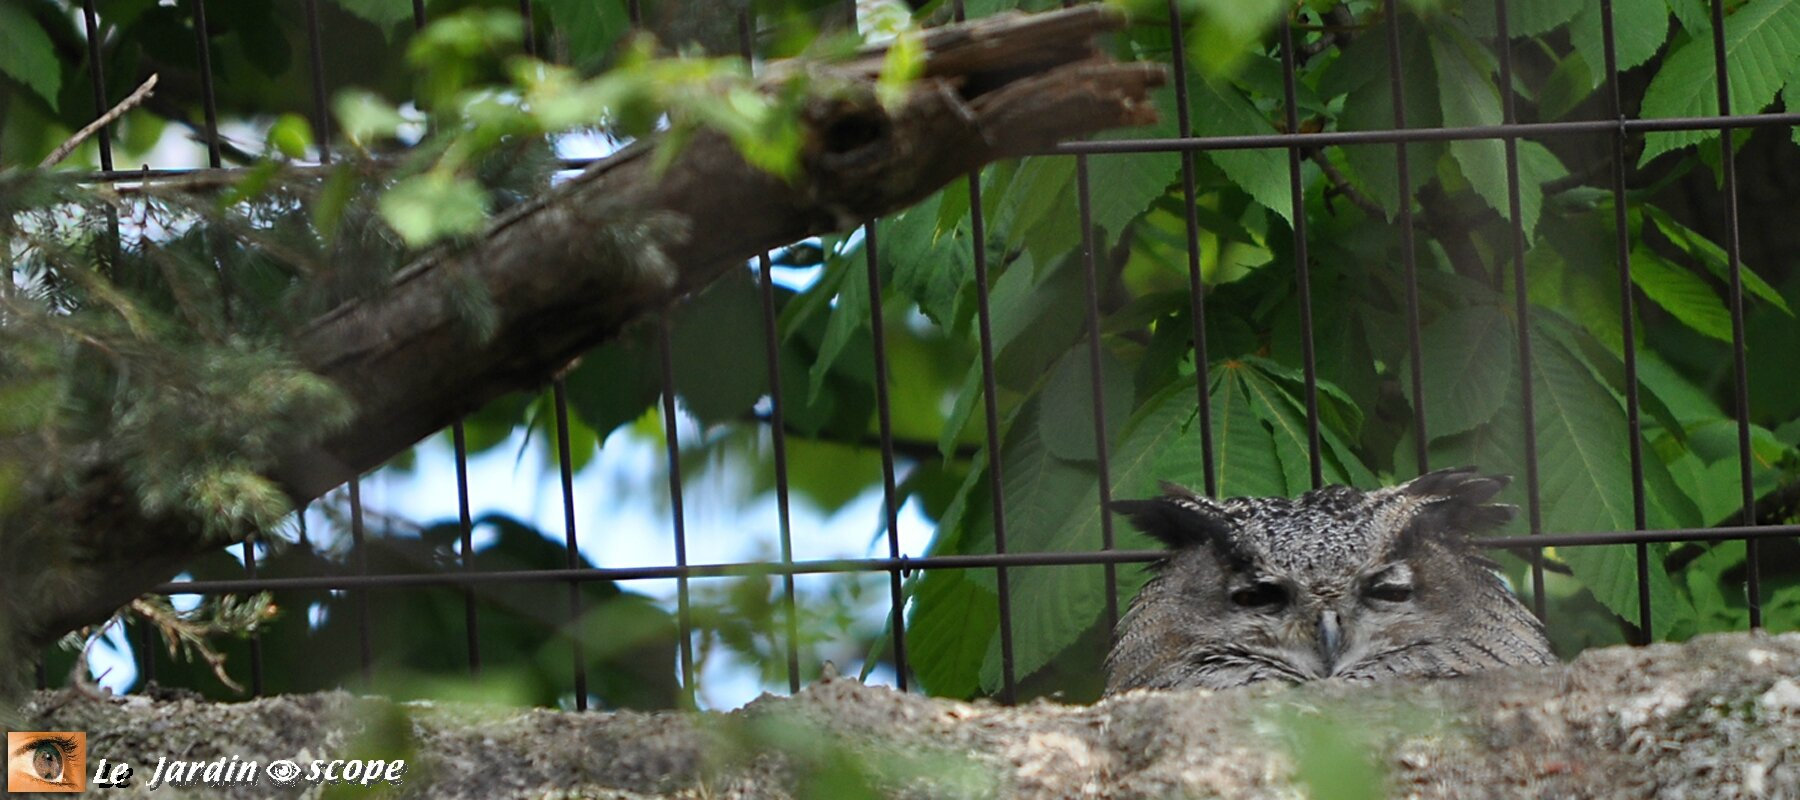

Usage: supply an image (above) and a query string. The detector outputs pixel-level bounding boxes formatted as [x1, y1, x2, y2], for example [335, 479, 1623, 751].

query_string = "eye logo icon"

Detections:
[6, 731, 86, 793]
[265, 759, 302, 786]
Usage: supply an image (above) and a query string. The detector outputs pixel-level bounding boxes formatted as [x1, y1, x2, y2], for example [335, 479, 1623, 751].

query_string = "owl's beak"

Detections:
[1318, 610, 1343, 667]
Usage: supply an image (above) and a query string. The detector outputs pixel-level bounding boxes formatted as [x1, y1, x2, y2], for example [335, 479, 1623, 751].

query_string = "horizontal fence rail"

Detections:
[149, 523, 1800, 595]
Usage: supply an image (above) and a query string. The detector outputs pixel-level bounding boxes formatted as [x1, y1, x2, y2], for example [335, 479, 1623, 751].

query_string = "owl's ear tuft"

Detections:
[1398, 467, 1516, 543]
[1110, 482, 1236, 552]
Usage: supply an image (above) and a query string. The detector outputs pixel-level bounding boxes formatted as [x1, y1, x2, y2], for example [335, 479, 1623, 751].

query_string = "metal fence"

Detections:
[57, 0, 1800, 707]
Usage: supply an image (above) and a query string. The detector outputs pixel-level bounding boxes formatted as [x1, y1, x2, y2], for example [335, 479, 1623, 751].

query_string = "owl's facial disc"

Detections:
[1231, 561, 1424, 679]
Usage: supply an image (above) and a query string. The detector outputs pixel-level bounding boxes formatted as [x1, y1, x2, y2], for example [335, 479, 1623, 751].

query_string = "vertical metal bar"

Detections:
[863, 223, 910, 691]
[519, 0, 537, 57]
[137, 616, 157, 685]
[453, 423, 481, 673]
[624, 0, 696, 706]
[952, 0, 1016, 702]
[655, 320, 697, 702]
[737, 10, 802, 694]
[1492, 0, 1547, 621]
[1075, 164, 1120, 636]
[552, 381, 592, 709]
[80, 0, 113, 170]
[243, 536, 264, 695]
[758, 253, 802, 694]
[971, 174, 1017, 702]
[1708, 0, 1761, 628]
[302, 0, 332, 163]
[190, 0, 222, 168]
[412, 0, 426, 29]
[297, 500, 310, 548]
[1383, 0, 1428, 472]
[1163, 0, 1217, 497]
[1278, 15, 1324, 489]
[1599, 0, 1652, 645]
[35, 661, 46, 690]
[348, 478, 372, 680]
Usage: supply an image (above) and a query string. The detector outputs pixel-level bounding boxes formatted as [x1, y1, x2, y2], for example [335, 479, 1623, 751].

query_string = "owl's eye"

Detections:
[1365, 584, 1414, 603]
[1230, 582, 1288, 610]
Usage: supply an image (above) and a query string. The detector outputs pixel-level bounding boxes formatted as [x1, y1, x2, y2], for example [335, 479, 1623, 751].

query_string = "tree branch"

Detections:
[40, 74, 159, 169]
[13, 6, 1165, 658]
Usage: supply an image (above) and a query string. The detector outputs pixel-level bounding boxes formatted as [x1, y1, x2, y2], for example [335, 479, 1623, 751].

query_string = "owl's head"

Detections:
[1105, 467, 1553, 693]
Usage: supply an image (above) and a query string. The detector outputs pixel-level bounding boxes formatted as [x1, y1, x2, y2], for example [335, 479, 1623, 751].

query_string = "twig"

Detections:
[744, 411, 979, 461]
[1716, 479, 1800, 528]
[1309, 150, 1384, 218]
[40, 74, 159, 169]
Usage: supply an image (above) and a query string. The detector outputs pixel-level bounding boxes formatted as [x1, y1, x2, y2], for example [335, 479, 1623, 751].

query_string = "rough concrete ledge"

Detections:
[14, 632, 1800, 798]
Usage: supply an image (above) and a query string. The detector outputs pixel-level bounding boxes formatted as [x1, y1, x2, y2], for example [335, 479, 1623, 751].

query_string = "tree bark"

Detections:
[15, 632, 1800, 798]
[10, 7, 1164, 662]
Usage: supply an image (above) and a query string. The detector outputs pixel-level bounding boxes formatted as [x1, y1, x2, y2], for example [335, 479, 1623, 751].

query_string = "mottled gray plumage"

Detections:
[1105, 467, 1554, 693]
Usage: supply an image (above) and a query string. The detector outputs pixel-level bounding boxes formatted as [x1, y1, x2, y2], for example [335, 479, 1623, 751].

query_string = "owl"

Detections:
[1105, 467, 1555, 693]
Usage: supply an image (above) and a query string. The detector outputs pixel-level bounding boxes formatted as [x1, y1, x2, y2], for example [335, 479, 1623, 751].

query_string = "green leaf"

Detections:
[876, 29, 925, 109]
[1637, 351, 1724, 423]
[1181, 0, 1288, 77]
[1038, 346, 1133, 462]
[1169, 367, 1288, 499]
[1629, 245, 1734, 341]
[564, 331, 659, 441]
[378, 171, 491, 247]
[1191, 78, 1291, 224]
[1432, 323, 1694, 636]
[1463, 0, 1584, 38]
[1003, 156, 1080, 263]
[1568, 0, 1671, 83]
[1637, 0, 1800, 164]
[1236, 365, 1317, 492]
[538, 0, 629, 68]
[907, 455, 997, 697]
[669, 271, 770, 425]
[908, 567, 999, 699]
[938, 363, 984, 461]
[266, 114, 315, 160]
[1788, 81, 1800, 146]
[1325, 15, 1443, 219]
[1684, 418, 1794, 469]
[780, 437, 884, 514]
[965, 406, 1102, 692]
[1000, 87, 1177, 263]
[1666, 0, 1713, 34]
[1534, 316, 1689, 449]
[988, 252, 1088, 391]
[1089, 89, 1181, 233]
[883, 192, 973, 326]
[1433, 28, 1567, 239]
[1665, 453, 1746, 526]
[0, 2, 61, 110]
[1237, 360, 1373, 491]
[333, 89, 408, 150]
[1641, 204, 1792, 314]
[330, 0, 415, 38]
[806, 247, 872, 402]
[1414, 304, 1516, 440]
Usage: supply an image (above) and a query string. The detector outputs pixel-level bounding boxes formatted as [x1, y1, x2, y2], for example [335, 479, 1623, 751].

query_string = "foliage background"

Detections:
[2, 0, 1798, 708]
